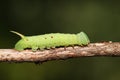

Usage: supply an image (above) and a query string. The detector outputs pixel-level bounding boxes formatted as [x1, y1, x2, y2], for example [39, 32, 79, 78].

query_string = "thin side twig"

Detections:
[0, 42, 120, 63]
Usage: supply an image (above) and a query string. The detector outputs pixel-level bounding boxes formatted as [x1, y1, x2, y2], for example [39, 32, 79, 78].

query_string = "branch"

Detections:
[0, 42, 120, 63]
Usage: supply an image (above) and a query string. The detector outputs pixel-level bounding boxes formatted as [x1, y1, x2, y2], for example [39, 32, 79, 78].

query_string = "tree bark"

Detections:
[0, 42, 120, 63]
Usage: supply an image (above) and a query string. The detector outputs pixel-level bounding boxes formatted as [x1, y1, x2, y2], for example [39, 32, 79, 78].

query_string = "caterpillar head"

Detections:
[77, 32, 90, 45]
[11, 31, 29, 50]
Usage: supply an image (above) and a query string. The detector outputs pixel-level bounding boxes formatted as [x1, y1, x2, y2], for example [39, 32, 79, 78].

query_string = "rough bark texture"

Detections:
[0, 42, 120, 63]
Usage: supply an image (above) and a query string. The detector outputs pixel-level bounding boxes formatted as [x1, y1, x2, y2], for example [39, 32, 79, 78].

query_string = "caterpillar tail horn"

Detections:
[10, 31, 26, 39]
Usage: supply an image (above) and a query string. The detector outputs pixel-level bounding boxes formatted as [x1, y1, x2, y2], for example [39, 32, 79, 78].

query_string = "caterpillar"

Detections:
[11, 31, 90, 51]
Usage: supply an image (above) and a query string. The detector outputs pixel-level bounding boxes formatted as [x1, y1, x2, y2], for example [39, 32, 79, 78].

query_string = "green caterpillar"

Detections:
[11, 31, 90, 51]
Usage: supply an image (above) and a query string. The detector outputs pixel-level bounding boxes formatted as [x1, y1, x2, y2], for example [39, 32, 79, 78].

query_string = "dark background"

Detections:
[0, 0, 120, 80]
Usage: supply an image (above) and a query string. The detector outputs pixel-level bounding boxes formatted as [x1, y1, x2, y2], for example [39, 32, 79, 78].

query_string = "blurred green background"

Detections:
[0, 0, 120, 80]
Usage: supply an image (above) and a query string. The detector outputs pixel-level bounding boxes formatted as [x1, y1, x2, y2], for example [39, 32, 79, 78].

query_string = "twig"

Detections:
[0, 42, 120, 63]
